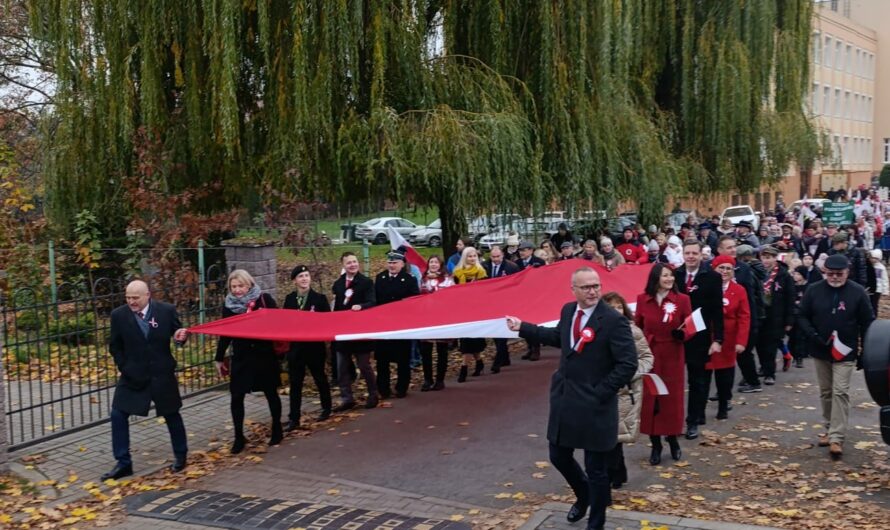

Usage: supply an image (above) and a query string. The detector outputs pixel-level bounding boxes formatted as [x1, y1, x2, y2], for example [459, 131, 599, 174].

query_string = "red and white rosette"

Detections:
[662, 301, 677, 323]
[574, 327, 595, 353]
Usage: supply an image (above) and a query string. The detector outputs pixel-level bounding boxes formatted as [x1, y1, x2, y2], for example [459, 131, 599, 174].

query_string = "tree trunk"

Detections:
[437, 196, 466, 256]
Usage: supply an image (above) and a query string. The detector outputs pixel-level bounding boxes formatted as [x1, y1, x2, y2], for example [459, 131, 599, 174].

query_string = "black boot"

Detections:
[457, 365, 468, 383]
[231, 435, 247, 455]
[717, 400, 729, 420]
[472, 359, 484, 376]
[667, 435, 682, 461]
[269, 420, 283, 446]
[432, 379, 445, 391]
[421, 379, 433, 392]
[649, 436, 662, 465]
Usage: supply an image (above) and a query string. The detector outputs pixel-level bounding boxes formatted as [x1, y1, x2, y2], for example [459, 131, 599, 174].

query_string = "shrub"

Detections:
[53, 312, 96, 346]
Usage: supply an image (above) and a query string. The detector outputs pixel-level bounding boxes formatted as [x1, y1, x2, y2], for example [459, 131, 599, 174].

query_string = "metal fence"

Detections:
[1, 262, 228, 450]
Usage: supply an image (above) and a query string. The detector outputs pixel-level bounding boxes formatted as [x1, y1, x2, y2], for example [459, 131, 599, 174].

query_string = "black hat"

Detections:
[736, 220, 753, 230]
[681, 222, 692, 230]
[386, 251, 405, 262]
[794, 265, 809, 276]
[560, 241, 574, 249]
[824, 254, 849, 270]
[290, 264, 310, 279]
[558, 222, 568, 230]
[698, 222, 712, 230]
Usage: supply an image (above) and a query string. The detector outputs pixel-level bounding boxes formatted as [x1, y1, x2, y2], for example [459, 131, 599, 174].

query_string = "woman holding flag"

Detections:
[709, 256, 750, 420]
[634, 264, 691, 465]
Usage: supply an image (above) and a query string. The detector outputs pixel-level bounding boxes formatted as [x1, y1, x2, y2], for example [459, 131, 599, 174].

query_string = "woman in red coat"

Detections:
[635, 263, 691, 465]
[707, 255, 750, 421]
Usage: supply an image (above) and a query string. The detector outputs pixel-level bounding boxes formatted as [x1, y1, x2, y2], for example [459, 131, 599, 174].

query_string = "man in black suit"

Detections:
[374, 252, 420, 398]
[506, 267, 637, 530]
[332, 252, 377, 411]
[516, 241, 546, 360]
[103, 280, 190, 480]
[483, 245, 519, 372]
[675, 240, 724, 440]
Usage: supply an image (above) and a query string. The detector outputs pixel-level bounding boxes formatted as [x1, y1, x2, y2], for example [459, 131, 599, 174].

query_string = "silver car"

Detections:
[407, 219, 443, 247]
[354, 217, 424, 245]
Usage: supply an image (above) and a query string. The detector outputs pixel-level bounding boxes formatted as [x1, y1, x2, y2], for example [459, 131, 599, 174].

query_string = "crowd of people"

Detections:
[101, 192, 883, 499]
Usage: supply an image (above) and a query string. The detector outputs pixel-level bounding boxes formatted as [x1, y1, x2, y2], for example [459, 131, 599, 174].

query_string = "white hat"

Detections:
[871, 249, 883, 260]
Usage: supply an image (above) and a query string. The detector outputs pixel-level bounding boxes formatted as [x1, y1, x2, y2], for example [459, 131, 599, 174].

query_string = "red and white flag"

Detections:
[642, 373, 669, 396]
[831, 331, 852, 361]
[387, 226, 427, 272]
[682, 307, 707, 340]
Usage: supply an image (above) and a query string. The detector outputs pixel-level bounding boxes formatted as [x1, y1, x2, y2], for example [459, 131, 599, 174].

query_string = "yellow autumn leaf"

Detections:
[68, 474, 79, 483]
[494, 493, 512, 499]
[773, 508, 800, 517]
[449, 515, 464, 521]
[674, 461, 690, 467]
[326, 489, 340, 495]
[534, 461, 550, 469]
[690, 495, 705, 501]
[468, 509, 480, 515]
[61, 516, 81, 525]
[719, 471, 731, 477]
[659, 472, 673, 479]
[629, 497, 648, 506]
[0, 515, 11, 523]
[611, 504, 629, 510]
[511, 492, 526, 500]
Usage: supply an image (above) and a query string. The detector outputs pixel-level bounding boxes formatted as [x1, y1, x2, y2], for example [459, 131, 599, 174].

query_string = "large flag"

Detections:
[681, 307, 707, 340]
[188, 259, 653, 342]
[386, 226, 428, 272]
[831, 331, 852, 361]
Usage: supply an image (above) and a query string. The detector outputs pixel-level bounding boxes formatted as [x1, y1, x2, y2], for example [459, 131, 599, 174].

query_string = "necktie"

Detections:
[493, 264, 499, 277]
[573, 310, 584, 344]
[686, 273, 693, 291]
[345, 278, 352, 289]
[136, 311, 144, 320]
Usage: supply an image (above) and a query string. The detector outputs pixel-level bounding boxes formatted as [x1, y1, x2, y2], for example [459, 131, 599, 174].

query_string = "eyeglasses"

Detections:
[573, 284, 601, 291]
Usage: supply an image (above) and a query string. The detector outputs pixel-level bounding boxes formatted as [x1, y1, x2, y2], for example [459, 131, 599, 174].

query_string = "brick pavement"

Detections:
[520, 503, 781, 530]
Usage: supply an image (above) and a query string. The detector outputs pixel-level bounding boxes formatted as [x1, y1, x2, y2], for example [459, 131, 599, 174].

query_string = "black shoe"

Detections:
[231, 436, 247, 454]
[490, 364, 501, 374]
[432, 380, 445, 391]
[757, 368, 765, 377]
[716, 409, 728, 420]
[421, 380, 433, 391]
[285, 419, 302, 432]
[101, 463, 133, 481]
[379, 389, 392, 399]
[521, 351, 532, 360]
[269, 423, 283, 446]
[698, 416, 707, 426]
[527, 348, 541, 361]
[364, 397, 378, 409]
[738, 383, 762, 393]
[794, 358, 804, 368]
[708, 395, 719, 402]
[611, 480, 623, 489]
[316, 410, 331, 422]
[169, 457, 187, 473]
[472, 360, 484, 376]
[649, 446, 662, 466]
[763, 376, 775, 385]
[502, 359, 512, 367]
[332, 401, 355, 412]
[668, 437, 682, 461]
[458, 365, 468, 383]
[395, 391, 407, 398]
[685, 424, 699, 440]
[566, 501, 589, 523]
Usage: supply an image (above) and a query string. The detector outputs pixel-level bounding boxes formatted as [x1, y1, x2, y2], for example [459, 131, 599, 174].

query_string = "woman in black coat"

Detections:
[215, 269, 282, 454]
[283, 265, 332, 431]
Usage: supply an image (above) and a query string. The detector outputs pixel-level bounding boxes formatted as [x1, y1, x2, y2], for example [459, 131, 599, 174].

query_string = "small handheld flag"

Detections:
[386, 226, 428, 272]
[681, 307, 707, 340]
[642, 373, 669, 396]
[831, 331, 852, 361]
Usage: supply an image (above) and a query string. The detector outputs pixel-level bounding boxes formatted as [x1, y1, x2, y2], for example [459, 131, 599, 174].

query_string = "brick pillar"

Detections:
[222, 240, 278, 299]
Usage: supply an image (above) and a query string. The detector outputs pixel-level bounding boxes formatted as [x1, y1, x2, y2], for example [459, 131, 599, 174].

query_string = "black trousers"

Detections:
[231, 389, 281, 438]
[493, 338, 510, 367]
[706, 367, 735, 403]
[606, 443, 627, 486]
[737, 325, 760, 386]
[376, 340, 411, 395]
[756, 327, 783, 378]
[685, 353, 709, 426]
[549, 443, 610, 530]
[420, 341, 448, 383]
[287, 350, 332, 421]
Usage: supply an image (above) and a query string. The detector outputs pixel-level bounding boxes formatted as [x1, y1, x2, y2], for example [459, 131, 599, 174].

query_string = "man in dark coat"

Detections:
[375, 251, 420, 398]
[674, 240, 724, 440]
[798, 254, 874, 458]
[483, 245, 520, 372]
[103, 280, 190, 480]
[332, 251, 377, 411]
[507, 267, 637, 530]
[516, 240, 546, 360]
[826, 230, 868, 287]
[549, 222, 574, 249]
[755, 246, 795, 385]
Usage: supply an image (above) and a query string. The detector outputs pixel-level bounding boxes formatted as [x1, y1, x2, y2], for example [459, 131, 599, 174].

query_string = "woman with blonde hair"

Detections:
[216, 269, 283, 453]
[602, 291, 654, 489]
[452, 246, 488, 381]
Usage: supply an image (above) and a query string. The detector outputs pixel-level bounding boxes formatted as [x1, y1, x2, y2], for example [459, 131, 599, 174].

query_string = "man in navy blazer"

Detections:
[103, 280, 191, 480]
[484, 245, 520, 373]
[507, 267, 637, 530]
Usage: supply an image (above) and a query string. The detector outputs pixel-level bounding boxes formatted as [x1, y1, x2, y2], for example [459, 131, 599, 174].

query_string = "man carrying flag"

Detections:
[798, 254, 874, 459]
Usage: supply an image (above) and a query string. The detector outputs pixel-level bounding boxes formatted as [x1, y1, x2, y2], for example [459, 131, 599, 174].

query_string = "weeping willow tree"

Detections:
[31, 0, 817, 243]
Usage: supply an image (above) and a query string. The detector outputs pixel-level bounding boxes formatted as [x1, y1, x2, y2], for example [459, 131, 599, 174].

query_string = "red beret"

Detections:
[711, 255, 736, 268]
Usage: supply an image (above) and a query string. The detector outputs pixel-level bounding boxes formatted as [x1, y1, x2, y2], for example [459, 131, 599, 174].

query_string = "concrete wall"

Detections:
[223, 242, 278, 300]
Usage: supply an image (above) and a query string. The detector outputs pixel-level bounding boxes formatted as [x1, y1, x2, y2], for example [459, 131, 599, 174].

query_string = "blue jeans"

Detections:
[111, 408, 187, 467]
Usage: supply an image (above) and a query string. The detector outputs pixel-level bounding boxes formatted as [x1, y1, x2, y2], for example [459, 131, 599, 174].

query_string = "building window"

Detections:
[845, 44, 852, 73]
[843, 136, 849, 164]
[844, 91, 850, 119]
[853, 93, 859, 120]
[834, 134, 841, 163]
[884, 139, 890, 164]
[813, 33, 822, 64]
[812, 83, 820, 114]
[834, 88, 841, 117]
[822, 87, 830, 116]
[835, 41, 842, 70]
[824, 36, 833, 67]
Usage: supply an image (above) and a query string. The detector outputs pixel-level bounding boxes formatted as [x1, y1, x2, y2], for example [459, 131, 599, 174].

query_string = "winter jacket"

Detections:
[616, 324, 654, 443]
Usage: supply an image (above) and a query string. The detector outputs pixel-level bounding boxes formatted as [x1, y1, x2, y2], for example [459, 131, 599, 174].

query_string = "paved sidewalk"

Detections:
[520, 503, 780, 530]
[12, 389, 307, 502]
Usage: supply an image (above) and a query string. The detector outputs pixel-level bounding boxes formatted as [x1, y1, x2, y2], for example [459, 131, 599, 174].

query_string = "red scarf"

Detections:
[763, 265, 779, 295]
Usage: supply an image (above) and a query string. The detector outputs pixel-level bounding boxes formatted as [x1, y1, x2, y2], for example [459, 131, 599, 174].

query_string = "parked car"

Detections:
[720, 205, 759, 231]
[354, 217, 424, 245]
[791, 198, 832, 212]
[407, 219, 442, 247]
[572, 216, 636, 243]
